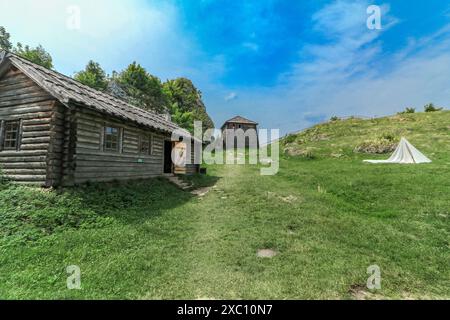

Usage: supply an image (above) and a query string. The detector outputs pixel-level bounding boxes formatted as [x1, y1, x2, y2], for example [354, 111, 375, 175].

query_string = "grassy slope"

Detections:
[0, 111, 449, 299]
[283, 111, 450, 160]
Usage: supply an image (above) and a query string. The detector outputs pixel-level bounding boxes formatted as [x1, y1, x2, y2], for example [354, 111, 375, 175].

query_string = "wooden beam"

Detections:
[0, 119, 4, 152]
[17, 119, 23, 151]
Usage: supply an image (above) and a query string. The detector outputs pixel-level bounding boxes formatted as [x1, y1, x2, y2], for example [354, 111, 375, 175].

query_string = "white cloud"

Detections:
[242, 42, 259, 52]
[225, 92, 238, 101]
[284, 1, 396, 85]
[312, 0, 371, 37]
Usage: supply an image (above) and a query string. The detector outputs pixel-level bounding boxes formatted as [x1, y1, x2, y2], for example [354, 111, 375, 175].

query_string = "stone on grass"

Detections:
[191, 187, 210, 197]
[257, 249, 277, 258]
[281, 195, 297, 203]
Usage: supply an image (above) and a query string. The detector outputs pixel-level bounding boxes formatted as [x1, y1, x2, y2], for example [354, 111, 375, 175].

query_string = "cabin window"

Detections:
[2, 120, 21, 150]
[139, 135, 153, 155]
[104, 126, 120, 152]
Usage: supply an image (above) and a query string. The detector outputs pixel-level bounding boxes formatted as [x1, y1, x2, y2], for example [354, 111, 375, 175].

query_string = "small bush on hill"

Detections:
[398, 107, 415, 114]
[379, 131, 396, 142]
[301, 128, 330, 142]
[310, 133, 330, 142]
[424, 103, 443, 113]
[354, 139, 397, 154]
[283, 134, 297, 145]
[354, 132, 398, 154]
[330, 116, 340, 121]
[284, 146, 316, 159]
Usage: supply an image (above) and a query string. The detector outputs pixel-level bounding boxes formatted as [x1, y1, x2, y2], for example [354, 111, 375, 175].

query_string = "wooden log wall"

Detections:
[71, 108, 166, 185]
[0, 67, 59, 186]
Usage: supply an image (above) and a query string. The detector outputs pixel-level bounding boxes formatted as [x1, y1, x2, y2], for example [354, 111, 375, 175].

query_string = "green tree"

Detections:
[398, 107, 415, 114]
[0, 26, 12, 51]
[13, 43, 53, 69]
[74, 61, 109, 91]
[0, 26, 53, 69]
[171, 107, 195, 132]
[0, 26, 53, 68]
[424, 103, 443, 113]
[163, 78, 214, 133]
[114, 62, 168, 113]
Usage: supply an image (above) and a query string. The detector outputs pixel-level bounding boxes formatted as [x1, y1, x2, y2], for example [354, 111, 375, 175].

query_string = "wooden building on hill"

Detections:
[221, 116, 259, 148]
[0, 51, 199, 187]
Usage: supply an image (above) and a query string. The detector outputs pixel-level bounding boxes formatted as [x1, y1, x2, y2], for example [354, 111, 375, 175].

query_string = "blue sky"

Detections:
[1, 0, 450, 136]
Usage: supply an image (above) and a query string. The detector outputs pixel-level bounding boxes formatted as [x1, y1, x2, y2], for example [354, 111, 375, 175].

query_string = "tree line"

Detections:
[0, 26, 214, 133]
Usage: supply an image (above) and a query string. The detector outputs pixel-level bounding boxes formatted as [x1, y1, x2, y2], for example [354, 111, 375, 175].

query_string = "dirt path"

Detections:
[186, 165, 246, 299]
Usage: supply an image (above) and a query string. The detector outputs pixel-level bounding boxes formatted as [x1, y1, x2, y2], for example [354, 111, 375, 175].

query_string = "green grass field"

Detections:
[0, 111, 449, 299]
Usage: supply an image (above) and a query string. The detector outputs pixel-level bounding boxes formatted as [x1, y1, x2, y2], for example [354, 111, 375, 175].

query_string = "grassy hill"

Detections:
[0, 111, 449, 299]
[281, 110, 450, 162]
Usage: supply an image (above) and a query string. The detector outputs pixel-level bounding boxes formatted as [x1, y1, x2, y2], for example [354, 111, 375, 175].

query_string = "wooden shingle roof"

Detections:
[223, 116, 258, 126]
[0, 52, 191, 136]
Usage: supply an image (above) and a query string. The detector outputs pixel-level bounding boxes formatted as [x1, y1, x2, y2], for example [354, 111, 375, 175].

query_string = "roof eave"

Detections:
[6, 55, 72, 109]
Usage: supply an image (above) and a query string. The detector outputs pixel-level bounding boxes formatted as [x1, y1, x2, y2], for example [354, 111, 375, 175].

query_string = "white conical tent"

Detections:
[364, 138, 432, 164]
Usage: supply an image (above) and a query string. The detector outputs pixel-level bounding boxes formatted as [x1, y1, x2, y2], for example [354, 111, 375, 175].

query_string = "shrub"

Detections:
[354, 133, 398, 154]
[330, 116, 340, 121]
[283, 134, 297, 145]
[354, 140, 397, 154]
[310, 133, 330, 142]
[398, 107, 415, 114]
[284, 146, 316, 159]
[379, 131, 396, 142]
[424, 103, 443, 113]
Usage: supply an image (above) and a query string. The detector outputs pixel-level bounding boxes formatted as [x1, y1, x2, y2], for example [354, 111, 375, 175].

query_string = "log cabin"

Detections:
[0, 51, 200, 187]
[221, 116, 259, 149]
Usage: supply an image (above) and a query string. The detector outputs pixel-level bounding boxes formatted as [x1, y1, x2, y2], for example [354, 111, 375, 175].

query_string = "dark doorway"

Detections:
[164, 141, 173, 174]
